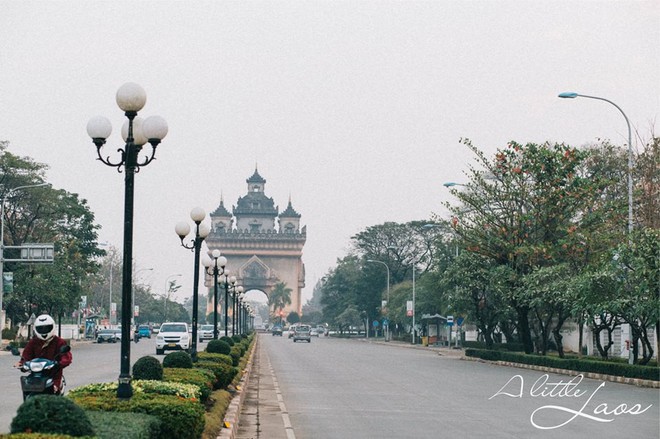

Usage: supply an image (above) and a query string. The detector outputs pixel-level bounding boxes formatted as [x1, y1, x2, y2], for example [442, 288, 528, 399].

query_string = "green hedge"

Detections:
[0, 434, 93, 439]
[462, 341, 524, 351]
[85, 410, 161, 439]
[197, 352, 233, 366]
[195, 361, 237, 389]
[68, 391, 205, 439]
[465, 348, 660, 381]
[162, 368, 215, 402]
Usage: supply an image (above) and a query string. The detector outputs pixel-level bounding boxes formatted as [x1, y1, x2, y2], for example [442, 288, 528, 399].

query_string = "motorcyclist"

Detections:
[14, 314, 72, 394]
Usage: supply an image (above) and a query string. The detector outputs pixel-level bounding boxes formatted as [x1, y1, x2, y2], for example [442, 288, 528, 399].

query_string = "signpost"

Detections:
[447, 315, 454, 346]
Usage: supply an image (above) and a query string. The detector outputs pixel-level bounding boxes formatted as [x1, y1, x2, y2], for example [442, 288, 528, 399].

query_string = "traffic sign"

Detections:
[373, 320, 379, 327]
[382, 319, 389, 326]
[457, 316, 464, 326]
[447, 315, 454, 327]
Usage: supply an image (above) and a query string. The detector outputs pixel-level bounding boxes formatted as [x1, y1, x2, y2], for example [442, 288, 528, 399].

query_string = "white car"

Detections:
[199, 324, 214, 342]
[156, 322, 190, 355]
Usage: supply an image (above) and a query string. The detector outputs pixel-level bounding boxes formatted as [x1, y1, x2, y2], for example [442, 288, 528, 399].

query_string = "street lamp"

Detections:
[87, 82, 168, 399]
[202, 250, 227, 339]
[163, 273, 182, 322]
[365, 259, 390, 341]
[175, 207, 211, 362]
[0, 182, 49, 332]
[558, 92, 633, 236]
[218, 270, 237, 337]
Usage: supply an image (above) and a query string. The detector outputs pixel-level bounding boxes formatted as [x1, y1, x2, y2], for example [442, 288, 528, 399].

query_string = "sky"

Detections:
[1, 1, 658, 306]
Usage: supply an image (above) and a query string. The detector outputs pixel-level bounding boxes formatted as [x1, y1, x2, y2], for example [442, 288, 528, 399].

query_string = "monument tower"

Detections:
[205, 168, 306, 319]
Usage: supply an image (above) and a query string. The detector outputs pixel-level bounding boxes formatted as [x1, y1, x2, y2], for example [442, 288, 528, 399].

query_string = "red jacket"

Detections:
[20, 335, 72, 390]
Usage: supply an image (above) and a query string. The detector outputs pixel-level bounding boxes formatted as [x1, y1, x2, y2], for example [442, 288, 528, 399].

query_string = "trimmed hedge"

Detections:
[197, 351, 233, 366]
[195, 361, 237, 389]
[219, 336, 235, 346]
[206, 339, 231, 355]
[462, 341, 524, 352]
[11, 395, 95, 437]
[85, 410, 161, 439]
[68, 391, 204, 439]
[465, 348, 660, 381]
[133, 356, 164, 381]
[163, 367, 215, 402]
[0, 434, 93, 439]
[163, 351, 193, 369]
[229, 346, 241, 366]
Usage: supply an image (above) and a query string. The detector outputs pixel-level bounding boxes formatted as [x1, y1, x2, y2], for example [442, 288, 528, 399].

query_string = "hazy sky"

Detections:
[1, 1, 658, 305]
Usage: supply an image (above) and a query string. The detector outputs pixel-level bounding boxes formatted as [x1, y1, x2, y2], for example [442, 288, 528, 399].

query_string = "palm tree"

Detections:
[269, 282, 292, 324]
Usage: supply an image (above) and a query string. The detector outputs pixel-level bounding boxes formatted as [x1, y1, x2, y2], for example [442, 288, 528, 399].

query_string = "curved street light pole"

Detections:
[558, 92, 633, 236]
[175, 207, 211, 362]
[87, 82, 168, 399]
[163, 273, 182, 321]
[203, 251, 226, 340]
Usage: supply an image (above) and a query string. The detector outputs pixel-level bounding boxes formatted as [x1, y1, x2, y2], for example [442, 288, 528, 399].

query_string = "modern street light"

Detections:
[175, 207, 211, 362]
[202, 250, 227, 340]
[365, 259, 390, 341]
[87, 82, 168, 399]
[163, 273, 182, 322]
[558, 92, 633, 236]
[0, 182, 49, 332]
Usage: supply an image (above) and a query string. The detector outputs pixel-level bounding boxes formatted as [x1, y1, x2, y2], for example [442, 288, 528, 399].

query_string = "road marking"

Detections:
[266, 352, 297, 439]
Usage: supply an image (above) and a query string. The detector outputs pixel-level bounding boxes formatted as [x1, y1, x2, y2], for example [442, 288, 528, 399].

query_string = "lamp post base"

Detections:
[117, 375, 132, 399]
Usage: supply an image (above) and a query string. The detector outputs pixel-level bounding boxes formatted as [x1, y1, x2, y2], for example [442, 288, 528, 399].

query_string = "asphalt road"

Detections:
[0, 336, 157, 433]
[255, 334, 659, 439]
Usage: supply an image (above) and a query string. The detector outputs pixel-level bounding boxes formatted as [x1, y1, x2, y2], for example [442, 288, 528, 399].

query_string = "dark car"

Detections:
[271, 325, 283, 336]
[97, 329, 119, 343]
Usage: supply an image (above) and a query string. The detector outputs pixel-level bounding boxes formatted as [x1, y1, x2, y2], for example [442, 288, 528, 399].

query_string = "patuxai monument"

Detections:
[204, 168, 306, 319]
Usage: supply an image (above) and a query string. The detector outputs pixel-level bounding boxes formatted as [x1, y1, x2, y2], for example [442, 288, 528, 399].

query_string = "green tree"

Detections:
[268, 282, 292, 322]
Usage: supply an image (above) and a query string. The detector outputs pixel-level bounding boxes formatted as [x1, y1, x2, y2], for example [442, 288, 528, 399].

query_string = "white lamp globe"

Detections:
[229, 275, 237, 284]
[218, 256, 227, 267]
[121, 117, 148, 146]
[86, 116, 112, 139]
[142, 115, 168, 141]
[201, 256, 212, 268]
[190, 207, 206, 222]
[199, 222, 211, 238]
[175, 221, 191, 238]
[116, 82, 147, 112]
[211, 249, 221, 259]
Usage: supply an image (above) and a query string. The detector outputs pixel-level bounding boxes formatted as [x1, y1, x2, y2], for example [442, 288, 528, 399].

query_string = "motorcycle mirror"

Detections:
[60, 345, 71, 354]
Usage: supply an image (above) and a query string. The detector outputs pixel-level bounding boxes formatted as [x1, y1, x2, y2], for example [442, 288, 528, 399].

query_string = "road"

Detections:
[0, 336, 157, 433]
[241, 334, 659, 439]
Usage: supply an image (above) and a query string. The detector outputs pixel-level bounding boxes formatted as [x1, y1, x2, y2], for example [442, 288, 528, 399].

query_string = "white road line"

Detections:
[266, 352, 297, 439]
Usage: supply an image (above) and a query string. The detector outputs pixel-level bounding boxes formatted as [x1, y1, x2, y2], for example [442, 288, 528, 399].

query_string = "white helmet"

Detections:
[34, 314, 55, 341]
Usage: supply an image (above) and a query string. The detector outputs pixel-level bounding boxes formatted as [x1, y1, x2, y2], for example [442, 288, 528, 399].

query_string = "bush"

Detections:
[219, 336, 234, 346]
[163, 368, 215, 402]
[462, 341, 524, 351]
[206, 340, 231, 355]
[229, 345, 242, 366]
[69, 380, 201, 402]
[85, 410, 161, 439]
[163, 351, 193, 369]
[0, 434, 91, 439]
[11, 395, 95, 437]
[197, 351, 233, 366]
[68, 391, 204, 439]
[2, 326, 18, 340]
[465, 349, 660, 381]
[232, 335, 242, 344]
[133, 356, 163, 381]
[195, 361, 237, 389]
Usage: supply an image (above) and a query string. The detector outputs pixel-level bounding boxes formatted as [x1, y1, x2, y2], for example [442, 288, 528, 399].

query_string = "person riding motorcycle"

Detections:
[14, 314, 72, 394]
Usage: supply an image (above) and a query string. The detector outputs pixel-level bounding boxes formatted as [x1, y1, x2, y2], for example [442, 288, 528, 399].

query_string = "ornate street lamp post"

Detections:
[86, 82, 168, 399]
[175, 207, 211, 362]
[202, 250, 227, 340]
[233, 287, 244, 336]
[219, 271, 237, 337]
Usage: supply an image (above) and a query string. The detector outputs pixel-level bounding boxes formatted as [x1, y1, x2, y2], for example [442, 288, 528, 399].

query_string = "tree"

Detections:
[287, 311, 300, 324]
[268, 282, 292, 321]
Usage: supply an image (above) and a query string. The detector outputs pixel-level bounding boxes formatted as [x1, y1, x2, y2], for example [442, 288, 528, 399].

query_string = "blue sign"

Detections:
[382, 319, 389, 326]
[457, 316, 464, 326]
[373, 320, 379, 327]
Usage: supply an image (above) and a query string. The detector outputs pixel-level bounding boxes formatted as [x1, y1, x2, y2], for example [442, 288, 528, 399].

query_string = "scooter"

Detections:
[19, 345, 70, 401]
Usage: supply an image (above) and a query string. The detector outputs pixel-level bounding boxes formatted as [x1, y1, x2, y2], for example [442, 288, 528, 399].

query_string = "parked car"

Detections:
[155, 322, 190, 355]
[97, 329, 119, 343]
[199, 324, 214, 342]
[271, 325, 283, 336]
[138, 325, 151, 339]
[292, 325, 311, 343]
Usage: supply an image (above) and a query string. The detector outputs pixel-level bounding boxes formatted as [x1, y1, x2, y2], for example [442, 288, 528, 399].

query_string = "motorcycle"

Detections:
[19, 344, 70, 400]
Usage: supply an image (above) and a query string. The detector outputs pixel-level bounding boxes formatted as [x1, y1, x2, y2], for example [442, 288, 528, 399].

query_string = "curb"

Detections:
[462, 356, 659, 388]
[217, 337, 258, 439]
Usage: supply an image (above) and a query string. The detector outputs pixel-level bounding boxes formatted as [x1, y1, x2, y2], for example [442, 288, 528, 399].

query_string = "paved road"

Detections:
[0, 336, 158, 433]
[238, 334, 659, 439]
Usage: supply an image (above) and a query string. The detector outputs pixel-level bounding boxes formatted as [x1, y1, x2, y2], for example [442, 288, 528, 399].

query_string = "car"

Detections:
[316, 326, 328, 336]
[310, 328, 319, 337]
[271, 325, 283, 336]
[96, 329, 119, 343]
[138, 325, 151, 339]
[292, 325, 311, 343]
[199, 324, 214, 342]
[155, 322, 190, 355]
